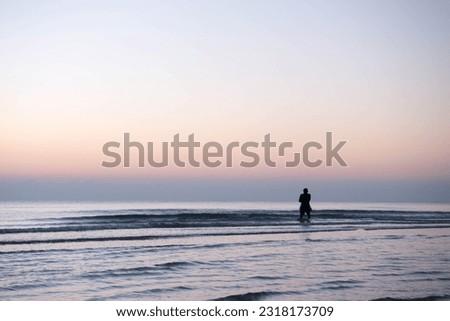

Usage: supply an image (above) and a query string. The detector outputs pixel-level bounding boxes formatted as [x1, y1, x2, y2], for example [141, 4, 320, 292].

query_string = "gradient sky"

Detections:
[1, 0, 449, 202]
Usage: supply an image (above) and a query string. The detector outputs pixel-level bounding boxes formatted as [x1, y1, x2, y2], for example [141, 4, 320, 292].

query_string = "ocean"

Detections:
[1, 201, 449, 301]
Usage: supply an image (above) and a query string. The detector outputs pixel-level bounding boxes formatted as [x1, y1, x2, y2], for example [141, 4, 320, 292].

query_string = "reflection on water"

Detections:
[0, 202, 449, 300]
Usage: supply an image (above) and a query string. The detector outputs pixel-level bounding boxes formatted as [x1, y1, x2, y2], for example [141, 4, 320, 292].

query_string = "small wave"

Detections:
[382, 235, 405, 239]
[248, 276, 283, 280]
[3, 224, 450, 246]
[373, 294, 450, 301]
[0, 235, 159, 245]
[84, 266, 160, 278]
[89, 286, 193, 300]
[305, 238, 326, 243]
[57, 208, 450, 219]
[61, 211, 295, 222]
[214, 291, 283, 301]
[84, 262, 202, 279]
[321, 279, 364, 285]
[409, 270, 447, 276]
[2, 208, 450, 236]
[319, 279, 364, 290]
[401, 277, 450, 283]
[155, 261, 205, 269]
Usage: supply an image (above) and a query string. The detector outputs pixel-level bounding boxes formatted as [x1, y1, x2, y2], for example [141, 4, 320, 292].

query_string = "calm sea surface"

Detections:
[1, 202, 450, 300]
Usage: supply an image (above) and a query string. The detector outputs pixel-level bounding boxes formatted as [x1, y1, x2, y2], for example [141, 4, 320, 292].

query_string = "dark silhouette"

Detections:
[299, 188, 311, 219]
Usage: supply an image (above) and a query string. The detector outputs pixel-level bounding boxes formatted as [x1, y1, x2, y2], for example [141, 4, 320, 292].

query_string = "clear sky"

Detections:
[1, 0, 449, 202]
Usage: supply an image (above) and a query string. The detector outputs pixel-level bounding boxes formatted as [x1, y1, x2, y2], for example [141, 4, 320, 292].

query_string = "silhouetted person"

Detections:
[299, 188, 311, 219]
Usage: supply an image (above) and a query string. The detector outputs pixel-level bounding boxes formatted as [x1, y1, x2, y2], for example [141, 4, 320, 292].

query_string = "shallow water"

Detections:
[1, 202, 449, 300]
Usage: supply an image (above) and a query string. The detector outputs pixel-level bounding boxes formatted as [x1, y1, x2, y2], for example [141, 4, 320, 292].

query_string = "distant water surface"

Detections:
[1, 202, 449, 300]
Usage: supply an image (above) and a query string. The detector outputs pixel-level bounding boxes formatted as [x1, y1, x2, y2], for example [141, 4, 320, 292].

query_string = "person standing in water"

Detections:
[299, 188, 312, 220]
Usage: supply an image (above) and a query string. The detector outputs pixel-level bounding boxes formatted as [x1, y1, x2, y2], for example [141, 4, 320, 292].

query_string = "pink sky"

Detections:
[1, 1, 449, 201]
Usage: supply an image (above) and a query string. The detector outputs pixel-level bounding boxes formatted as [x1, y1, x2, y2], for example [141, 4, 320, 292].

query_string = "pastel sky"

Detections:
[1, 0, 449, 202]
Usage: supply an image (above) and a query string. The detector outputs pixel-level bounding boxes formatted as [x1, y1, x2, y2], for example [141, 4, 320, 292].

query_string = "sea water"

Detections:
[1, 202, 449, 300]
